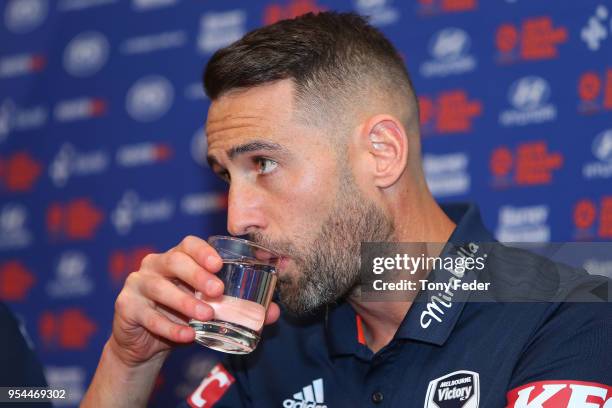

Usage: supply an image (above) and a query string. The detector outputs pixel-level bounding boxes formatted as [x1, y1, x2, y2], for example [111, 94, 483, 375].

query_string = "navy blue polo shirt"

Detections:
[180, 203, 612, 408]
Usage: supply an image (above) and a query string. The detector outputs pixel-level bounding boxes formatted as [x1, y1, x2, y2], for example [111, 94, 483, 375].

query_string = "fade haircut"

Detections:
[203, 11, 420, 141]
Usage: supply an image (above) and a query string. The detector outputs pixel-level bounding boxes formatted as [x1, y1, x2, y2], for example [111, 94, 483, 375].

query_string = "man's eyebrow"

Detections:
[227, 140, 285, 159]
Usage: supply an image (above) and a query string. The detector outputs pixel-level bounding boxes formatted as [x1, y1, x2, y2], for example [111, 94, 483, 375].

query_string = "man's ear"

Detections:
[365, 117, 408, 188]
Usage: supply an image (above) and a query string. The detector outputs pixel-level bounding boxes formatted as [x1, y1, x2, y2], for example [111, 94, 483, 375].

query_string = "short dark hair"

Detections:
[203, 11, 419, 132]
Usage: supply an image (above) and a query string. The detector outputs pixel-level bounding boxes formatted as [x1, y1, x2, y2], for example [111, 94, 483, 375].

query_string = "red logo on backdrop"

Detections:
[490, 141, 563, 188]
[417, 0, 477, 15]
[506, 380, 611, 407]
[188, 363, 235, 408]
[263, 0, 326, 25]
[109, 246, 155, 284]
[574, 197, 612, 239]
[418, 91, 482, 135]
[46, 198, 104, 240]
[39, 308, 97, 349]
[0, 152, 42, 192]
[578, 68, 612, 114]
[496, 17, 568, 63]
[0, 261, 35, 301]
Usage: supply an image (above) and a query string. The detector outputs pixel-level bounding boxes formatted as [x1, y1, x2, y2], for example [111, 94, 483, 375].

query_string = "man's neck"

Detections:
[348, 200, 456, 353]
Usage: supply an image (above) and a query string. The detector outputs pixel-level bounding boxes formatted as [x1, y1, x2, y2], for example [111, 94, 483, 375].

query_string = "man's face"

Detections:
[205, 80, 393, 315]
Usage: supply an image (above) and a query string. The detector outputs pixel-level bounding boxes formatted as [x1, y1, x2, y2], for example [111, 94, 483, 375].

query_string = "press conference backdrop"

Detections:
[1, 0, 611, 405]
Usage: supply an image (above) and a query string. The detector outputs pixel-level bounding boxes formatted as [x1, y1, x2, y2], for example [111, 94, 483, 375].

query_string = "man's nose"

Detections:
[226, 182, 267, 236]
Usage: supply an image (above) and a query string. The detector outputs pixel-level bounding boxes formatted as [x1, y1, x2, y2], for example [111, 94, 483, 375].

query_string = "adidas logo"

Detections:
[282, 378, 327, 408]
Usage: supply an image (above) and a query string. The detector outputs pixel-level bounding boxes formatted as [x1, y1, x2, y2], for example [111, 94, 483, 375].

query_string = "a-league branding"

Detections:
[0, 203, 32, 251]
[499, 76, 557, 127]
[424, 370, 480, 408]
[419, 90, 482, 135]
[583, 129, 612, 180]
[54, 97, 108, 122]
[423, 152, 470, 198]
[578, 68, 612, 114]
[46, 251, 94, 298]
[420, 28, 476, 78]
[45, 366, 86, 406]
[197, 10, 246, 54]
[0, 260, 36, 301]
[263, 0, 326, 25]
[581, 4, 610, 51]
[63, 31, 110, 77]
[354, 0, 399, 27]
[4, 0, 49, 34]
[111, 190, 175, 235]
[49, 143, 109, 187]
[416, 0, 477, 16]
[573, 197, 612, 240]
[490, 141, 563, 188]
[0, 52, 46, 78]
[495, 16, 567, 63]
[495, 205, 550, 242]
[0, 151, 42, 192]
[125, 75, 174, 122]
[0, 99, 48, 142]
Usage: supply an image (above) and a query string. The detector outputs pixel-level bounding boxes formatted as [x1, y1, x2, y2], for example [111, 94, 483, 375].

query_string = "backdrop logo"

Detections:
[45, 367, 85, 406]
[126, 75, 174, 122]
[420, 28, 476, 77]
[39, 309, 97, 349]
[495, 16, 568, 63]
[4, 0, 48, 34]
[0, 53, 46, 78]
[54, 97, 107, 122]
[418, 90, 482, 135]
[499, 76, 557, 126]
[578, 68, 612, 114]
[354, 0, 399, 27]
[121, 30, 187, 55]
[181, 192, 228, 216]
[490, 141, 563, 188]
[583, 129, 612, 180]
[0, 203, 32, 250]
[417, 0, 477, 15]
[108, 246, 155, 284]
[0, 99, 47, 142]
[116, 142, 173, 167]
[63, 31, 109, 77]
[0, 151, 42, 192]
[495, 205, 550, 242]
[198, 10, 246, 54]
[423, 152, 470, 197]
[191, 126, 208, 167]
[132, 0, 177, 11]
[58, 0, 117, 11]
[581, 5, 610, 51]
[573, 197, 612, 239]
[49, 143, 109, 187]
[0, 260, 35, 301]
[46, 251, 93, 298]
[47, 198, 104, 240]
[111, 190, 175, 235]
[264, 0, 326, 25]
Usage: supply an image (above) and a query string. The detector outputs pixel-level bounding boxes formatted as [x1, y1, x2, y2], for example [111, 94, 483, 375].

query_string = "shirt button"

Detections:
[371, 391, 384, 404]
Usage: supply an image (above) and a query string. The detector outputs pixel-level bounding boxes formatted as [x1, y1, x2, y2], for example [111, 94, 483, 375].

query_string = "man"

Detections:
[82, 12, 612, 407]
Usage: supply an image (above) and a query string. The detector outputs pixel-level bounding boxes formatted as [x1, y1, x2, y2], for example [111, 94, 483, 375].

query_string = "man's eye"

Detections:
[255, 158, 278, 174]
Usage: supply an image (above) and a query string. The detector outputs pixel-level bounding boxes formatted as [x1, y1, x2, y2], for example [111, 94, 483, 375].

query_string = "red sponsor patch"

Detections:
[506, 380, 612, 407]
[187, 363, 235, 408]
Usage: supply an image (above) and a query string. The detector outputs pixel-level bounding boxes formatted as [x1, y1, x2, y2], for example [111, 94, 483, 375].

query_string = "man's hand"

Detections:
[82, 235, 280, 407]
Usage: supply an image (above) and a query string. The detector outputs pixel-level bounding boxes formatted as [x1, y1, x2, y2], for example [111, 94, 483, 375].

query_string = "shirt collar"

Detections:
[325, 202, 495, 356]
